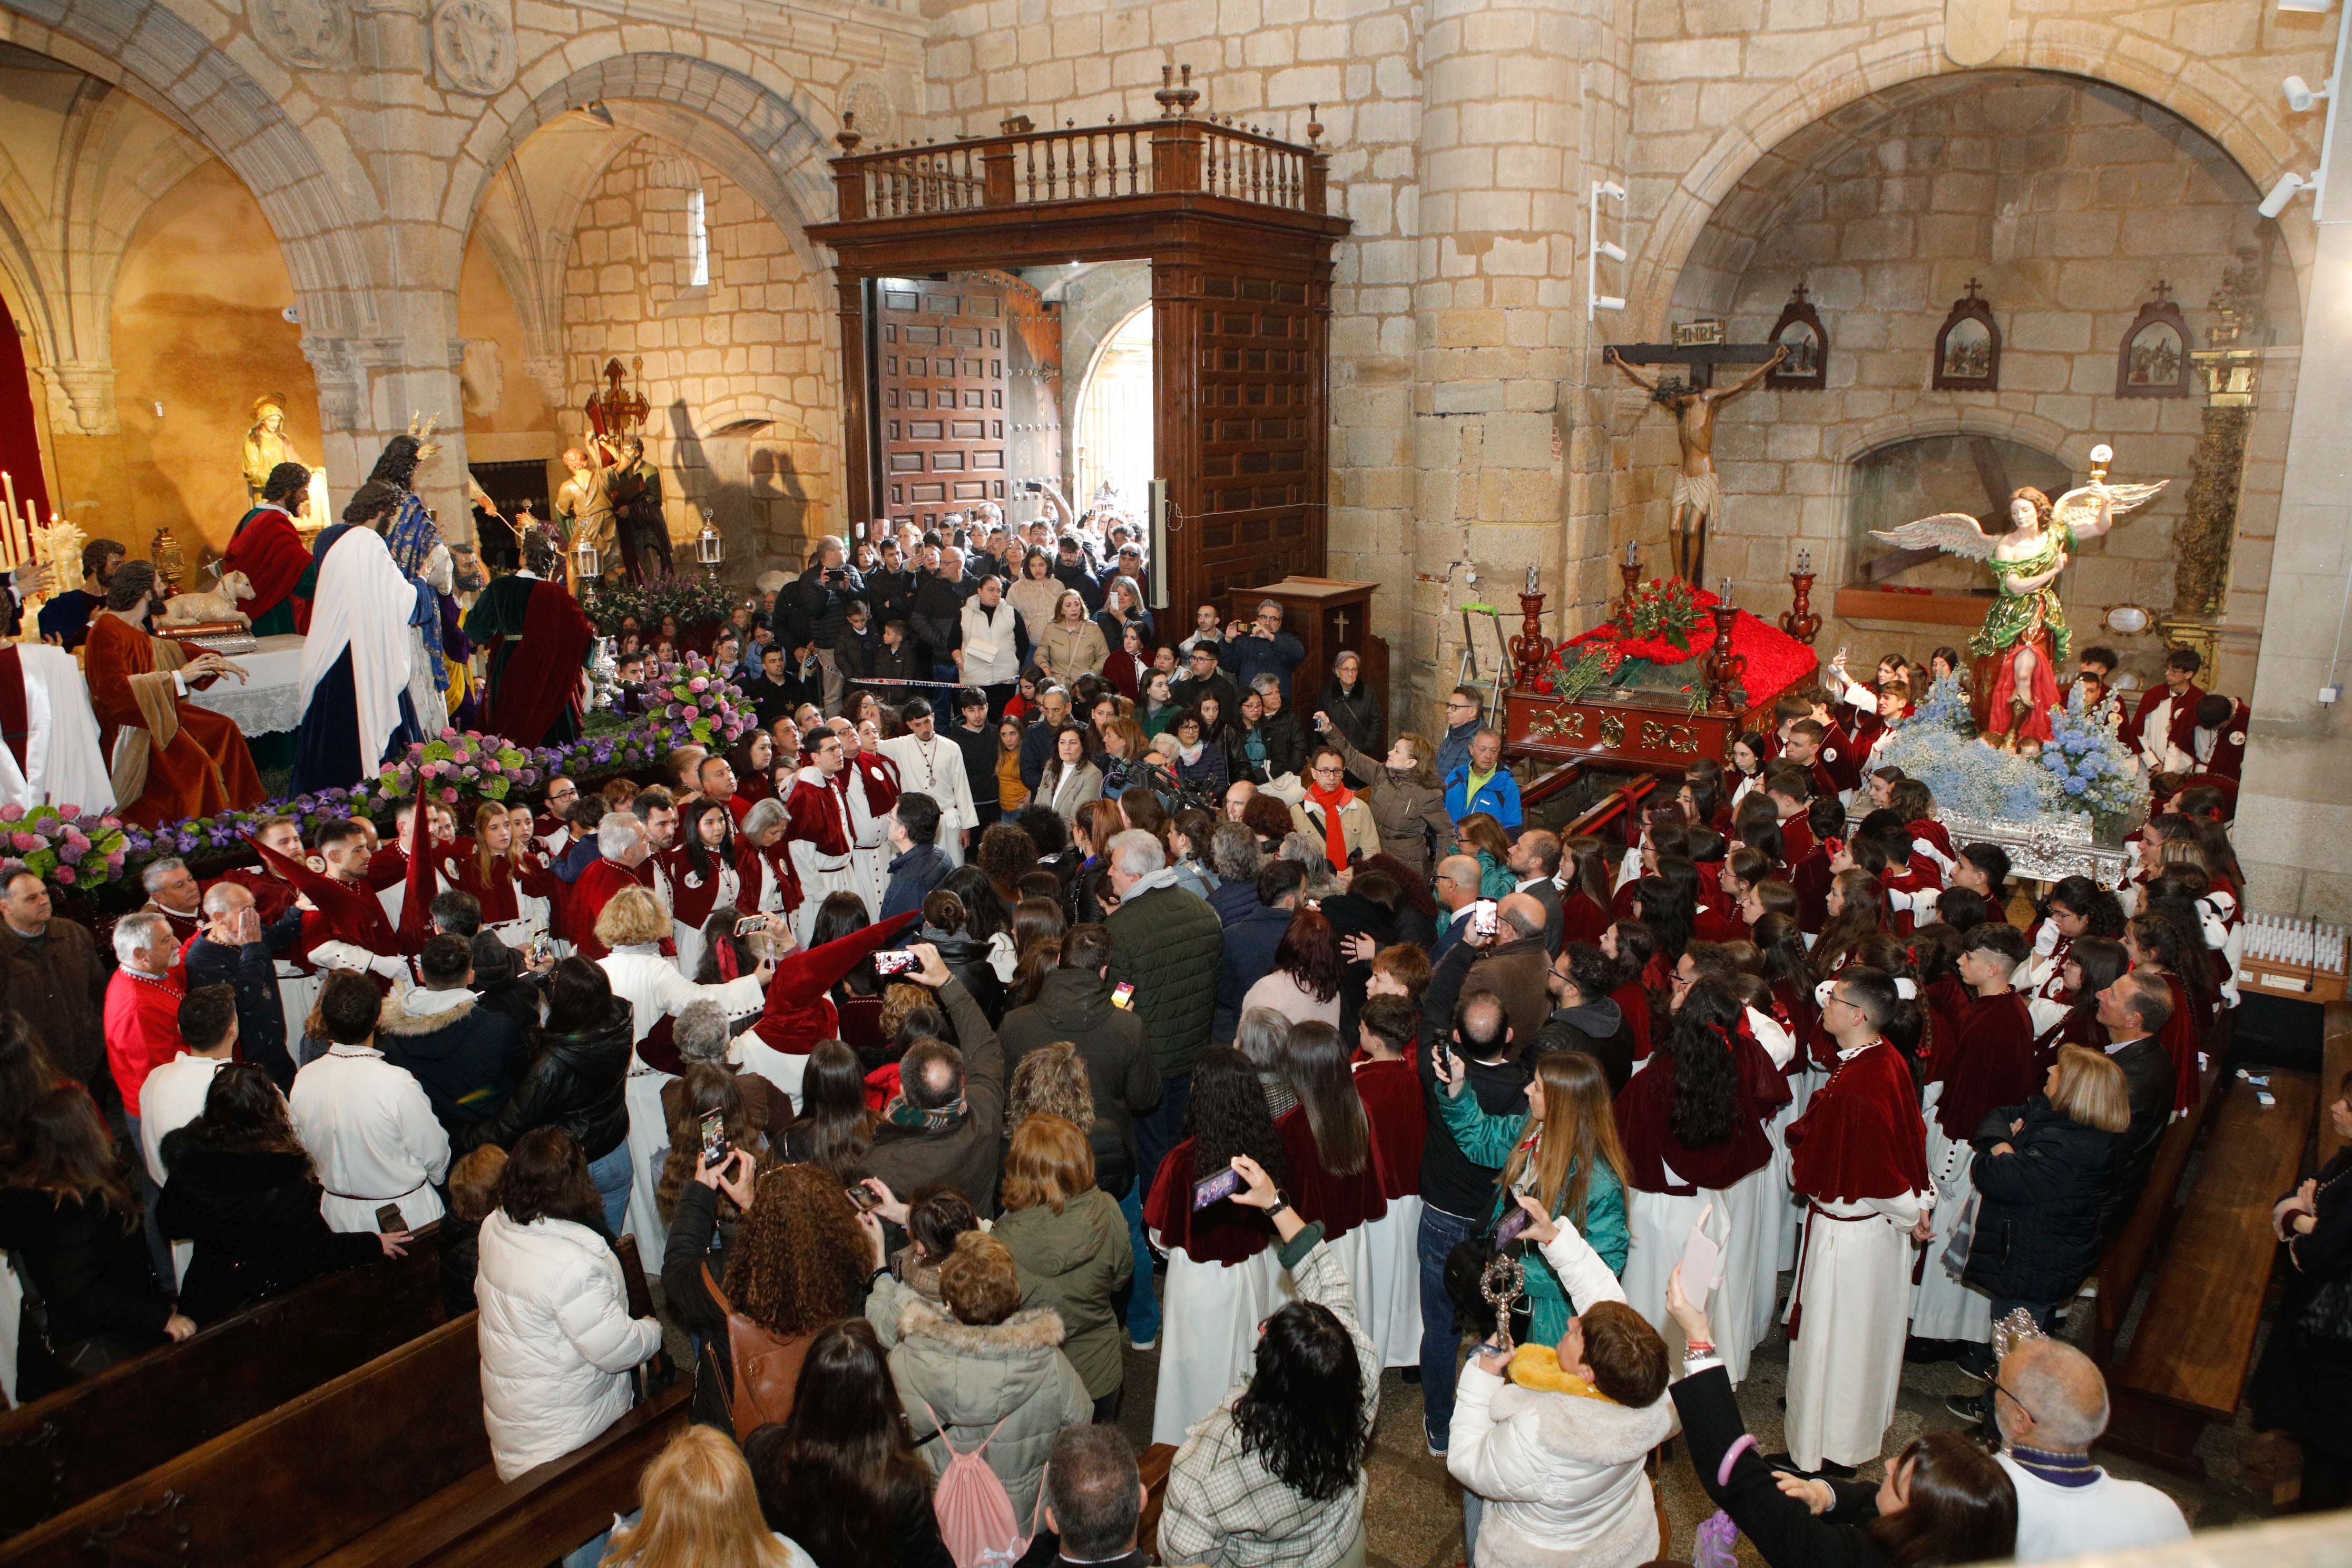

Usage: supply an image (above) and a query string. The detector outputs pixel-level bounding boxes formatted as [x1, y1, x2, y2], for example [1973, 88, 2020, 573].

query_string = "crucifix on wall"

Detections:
[1603, 339, 1787, 584]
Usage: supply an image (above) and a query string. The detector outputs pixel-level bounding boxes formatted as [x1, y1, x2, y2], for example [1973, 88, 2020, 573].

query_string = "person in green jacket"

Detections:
[1434, 1039, 1631, 1346]
[1457, 813, 1521, 900]
[994, 1111, 1135, 1420]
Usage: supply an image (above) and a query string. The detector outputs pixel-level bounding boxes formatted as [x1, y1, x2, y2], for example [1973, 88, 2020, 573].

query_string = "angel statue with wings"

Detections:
[1871, 444, 2165, 750]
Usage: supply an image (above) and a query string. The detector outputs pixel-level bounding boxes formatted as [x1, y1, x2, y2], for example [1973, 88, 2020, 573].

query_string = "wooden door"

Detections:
[875, 276, 1010, 532]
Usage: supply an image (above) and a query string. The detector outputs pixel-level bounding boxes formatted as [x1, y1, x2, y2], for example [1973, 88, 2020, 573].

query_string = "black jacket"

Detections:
[918, 924, 1007, 1027]
[154, 1134, 386, 1325]
[999, 968, 1162, 1198]
[1963, 1097, 2116, 1306]
[458, 996, 635, 1161]
[183, 909, 304, 1089]
[1529, 997, 1637, 1096]
[1418, 938, 1537, 1218]
[910, 573, 968, 666]
[1312, 679, 1385, 762]
[0, 1185, 170, 1363]
[1672, 1365, 1892, 1568]
[374, 989, 530, 1137]
[2100, 1035, 2174, 1239]
[865, 566, 917, 629]
[1214, 900, 1296, 1043]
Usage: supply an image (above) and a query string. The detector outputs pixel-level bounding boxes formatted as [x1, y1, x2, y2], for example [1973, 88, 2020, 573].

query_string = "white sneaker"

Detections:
[1129, 1335, 1157, 1352]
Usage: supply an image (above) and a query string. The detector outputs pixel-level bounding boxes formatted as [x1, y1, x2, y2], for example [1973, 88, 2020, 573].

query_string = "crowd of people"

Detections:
[0, 494, 2337, 1568]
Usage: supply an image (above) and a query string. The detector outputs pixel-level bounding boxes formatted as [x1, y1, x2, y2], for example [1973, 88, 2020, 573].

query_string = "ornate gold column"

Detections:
[2161, 249, 2268, 670]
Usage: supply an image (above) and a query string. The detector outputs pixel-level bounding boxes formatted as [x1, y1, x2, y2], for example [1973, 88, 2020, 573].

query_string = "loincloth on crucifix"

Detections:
[1670, 471, 1720, 521]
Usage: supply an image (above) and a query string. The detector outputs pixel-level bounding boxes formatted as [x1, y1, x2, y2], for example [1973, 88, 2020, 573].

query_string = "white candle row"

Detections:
[2243, 913, 2348, 975]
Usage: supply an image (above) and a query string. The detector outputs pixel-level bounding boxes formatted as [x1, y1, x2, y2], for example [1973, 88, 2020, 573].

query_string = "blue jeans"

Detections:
[587, 1140, 632, 1239]
[1131, 1071, 1192, 1203]
[563, 1509, 639, 1568]
[1116, 1181, 1161, 1346]
[1418, 1202, 1482, 1451]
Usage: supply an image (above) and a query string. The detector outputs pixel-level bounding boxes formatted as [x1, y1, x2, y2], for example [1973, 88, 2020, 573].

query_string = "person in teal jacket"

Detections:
[1434, 1042, 1630, 1346]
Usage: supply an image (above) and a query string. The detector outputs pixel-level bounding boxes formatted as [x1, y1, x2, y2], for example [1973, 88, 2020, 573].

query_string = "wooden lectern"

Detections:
[1226, 576, 1386, 712]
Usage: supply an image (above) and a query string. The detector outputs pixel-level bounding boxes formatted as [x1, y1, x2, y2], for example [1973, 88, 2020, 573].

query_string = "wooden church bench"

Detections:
[0, 1223, 445, 1538]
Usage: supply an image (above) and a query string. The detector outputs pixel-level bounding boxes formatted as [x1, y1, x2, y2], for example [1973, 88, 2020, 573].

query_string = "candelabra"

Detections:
[1510, 583, 1553, 691]
[1781, 548, 1822, 645]
[1701, 601, 1747, 714]
[1619, 542, 1643, 610]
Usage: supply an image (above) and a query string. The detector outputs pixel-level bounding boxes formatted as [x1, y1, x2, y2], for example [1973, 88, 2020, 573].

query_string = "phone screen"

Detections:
[874, 949, 919, 976]
[847, 1182, 884, 1213]
[699, 1109, 729, 1167]
[1468, 899, 1500, 941]
[1191, 1166, 1244, 1210]
[734, 914, 770, 938]
[1111, 981, 1135, 1011]
[1493, 1206, 1533, 1250]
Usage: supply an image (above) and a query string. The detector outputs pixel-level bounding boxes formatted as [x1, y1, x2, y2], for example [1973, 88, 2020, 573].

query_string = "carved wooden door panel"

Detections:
[875, 276, 1009, 532]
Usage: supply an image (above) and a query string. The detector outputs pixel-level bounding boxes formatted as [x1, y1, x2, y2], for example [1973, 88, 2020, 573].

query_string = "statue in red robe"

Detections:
[83, 563, 264, 829]
[221, 460, 316, 636]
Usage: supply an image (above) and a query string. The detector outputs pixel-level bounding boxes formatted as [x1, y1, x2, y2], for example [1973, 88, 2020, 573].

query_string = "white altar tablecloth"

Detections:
[182, 633, 307, 736]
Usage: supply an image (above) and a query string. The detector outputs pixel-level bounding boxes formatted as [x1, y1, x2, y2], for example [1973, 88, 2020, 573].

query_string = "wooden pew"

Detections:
[2085, 1018, 2231, 1366]
[0, 1224, 446, 1538]
[1138, 1441, 1177, 1560]
[2102, 1068, 2317, 1477]
[0, 1237, 680, 1568]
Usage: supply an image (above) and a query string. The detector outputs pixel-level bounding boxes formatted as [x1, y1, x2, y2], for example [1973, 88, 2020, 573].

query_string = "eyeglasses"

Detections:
[1990, 1376, 2038, 1425]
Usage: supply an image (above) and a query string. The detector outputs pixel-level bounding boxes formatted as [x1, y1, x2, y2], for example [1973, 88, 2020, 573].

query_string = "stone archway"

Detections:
[0, 2, 384, 348]
[1625, 27, 2311, 336]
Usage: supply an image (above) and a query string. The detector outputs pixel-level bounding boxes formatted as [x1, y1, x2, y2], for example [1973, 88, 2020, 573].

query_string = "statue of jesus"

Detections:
[1604, 345, 1786, 583]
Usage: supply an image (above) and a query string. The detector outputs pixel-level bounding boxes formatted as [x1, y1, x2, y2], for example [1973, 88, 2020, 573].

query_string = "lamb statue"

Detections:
[158, 569, 255, 628]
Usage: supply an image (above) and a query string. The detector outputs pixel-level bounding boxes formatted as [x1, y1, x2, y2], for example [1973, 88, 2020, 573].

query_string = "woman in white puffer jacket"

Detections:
[1447, 1196, 1679, 1568]
[475, 1126, 664, 1481]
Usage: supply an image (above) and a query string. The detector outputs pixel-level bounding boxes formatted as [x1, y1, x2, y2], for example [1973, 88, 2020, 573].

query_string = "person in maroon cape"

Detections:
[220, 461, 317, 636]
[1271, 1020, 1387, 1244]
[567, 811, 664, 963]
[1777, 965, 1930, 1477]
[2123, 646, 2207, 774]
[464, 528, 596, 749]
[1915, 923, 2037, 1353]
[244, 807, 429, 1005]
[1141, 1045, 1287, 1446]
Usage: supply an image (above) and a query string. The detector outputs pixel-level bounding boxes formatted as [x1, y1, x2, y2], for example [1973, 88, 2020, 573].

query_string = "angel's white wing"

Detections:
[2051, 480, 2168, 537]
[1868, 512, 1997, 562]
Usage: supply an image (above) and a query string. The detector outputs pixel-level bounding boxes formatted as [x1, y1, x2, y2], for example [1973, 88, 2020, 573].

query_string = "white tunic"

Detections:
[878, 731, 977, 867]
[842, 758, 895, 913]
[596, 947, 766, 1257]
[1149, 1244, 1281, 1446]
[783, 770, 862, 945]
[289, 1044, 450, 1232]
[1909, 1091, 1993, 1346]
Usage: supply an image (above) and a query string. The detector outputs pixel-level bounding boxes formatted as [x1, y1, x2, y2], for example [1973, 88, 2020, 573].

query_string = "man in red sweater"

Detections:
[569, 811, 664, 961]
[104, 909, 187, 1285]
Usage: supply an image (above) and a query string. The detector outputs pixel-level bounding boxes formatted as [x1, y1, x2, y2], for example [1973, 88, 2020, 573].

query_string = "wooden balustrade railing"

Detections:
[832, 113, 1329, 224]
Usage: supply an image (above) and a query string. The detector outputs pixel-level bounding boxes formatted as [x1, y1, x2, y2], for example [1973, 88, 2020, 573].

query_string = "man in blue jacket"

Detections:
[1444, 726, 1522, 830]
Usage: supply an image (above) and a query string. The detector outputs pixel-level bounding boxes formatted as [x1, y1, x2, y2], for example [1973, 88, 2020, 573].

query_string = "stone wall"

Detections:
[1645, 73, 2294, 694]
[558, 139, 837, 568]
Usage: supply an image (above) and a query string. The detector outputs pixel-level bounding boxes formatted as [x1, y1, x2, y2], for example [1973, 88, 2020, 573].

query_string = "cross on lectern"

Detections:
[1602, 340, 1782, 391]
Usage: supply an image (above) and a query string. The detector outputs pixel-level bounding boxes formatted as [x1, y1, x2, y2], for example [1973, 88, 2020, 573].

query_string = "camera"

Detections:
[1021, 479, 1046, 494]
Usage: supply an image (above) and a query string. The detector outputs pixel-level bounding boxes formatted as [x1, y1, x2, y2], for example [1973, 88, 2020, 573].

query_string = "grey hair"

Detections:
[1277, 831, 1322, 868]
[740, 797, 787, 838]
[674, 1001, 731, 1065]
[1996, 1338, 2109, 1449]
[140, 857, 185, 895]
[112, 911, 171, 966]
[1107, 828, 1165, 879]
[1208, 820, 1263, 883]
[1278, 832, 1341, 900]
[1249, 673, 1282, 695]
[596, 811, 645, 860]
[201, 882, 253, 917]
[1233, 1006, 1292, 1075]
[1256, 599, 1282, 619]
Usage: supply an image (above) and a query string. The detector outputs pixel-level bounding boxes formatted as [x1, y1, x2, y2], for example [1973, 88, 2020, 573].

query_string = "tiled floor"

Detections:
[1110, 1281, 2276, 1568]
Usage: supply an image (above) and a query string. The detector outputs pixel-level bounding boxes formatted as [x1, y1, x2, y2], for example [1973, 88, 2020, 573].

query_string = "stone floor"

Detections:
[1107, 1278, 2280, 1568]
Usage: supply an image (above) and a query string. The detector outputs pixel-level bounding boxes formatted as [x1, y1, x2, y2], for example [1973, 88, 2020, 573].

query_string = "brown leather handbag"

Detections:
[702, 1263, 812, 1438]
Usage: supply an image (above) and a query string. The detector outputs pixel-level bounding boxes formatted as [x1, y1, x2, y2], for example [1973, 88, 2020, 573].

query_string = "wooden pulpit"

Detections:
[1226, 576, 1386, 712]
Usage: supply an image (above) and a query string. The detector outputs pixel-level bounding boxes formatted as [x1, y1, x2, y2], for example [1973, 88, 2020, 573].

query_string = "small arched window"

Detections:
[688, 188, 710, 288]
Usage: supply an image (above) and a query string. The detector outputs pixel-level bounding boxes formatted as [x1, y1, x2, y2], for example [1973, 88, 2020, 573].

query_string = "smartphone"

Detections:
[847, 1182, 884, 1213]
[699, 1109, 729, 1168]
[527, 933, 553, 965]
[1191, 1165, 1245, 1210]
[1111, 981, 1135, 1011]
[1680, 1214, 1724, 1299]
[1467, 899, 1500, 942]
[1493, 1206, 1533, 1250]
[1435, 1036, 1458, 1080]
[375, 1202, 407, 1233]
[874, 949, 919, 976]
[734, 913, 770, 938]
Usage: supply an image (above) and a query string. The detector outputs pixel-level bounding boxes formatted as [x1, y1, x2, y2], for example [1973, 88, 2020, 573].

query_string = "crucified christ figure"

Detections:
[1604, 345, 1786, 584]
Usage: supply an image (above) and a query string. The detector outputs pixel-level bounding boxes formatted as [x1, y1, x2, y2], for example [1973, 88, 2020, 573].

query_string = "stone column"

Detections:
[2235, 104, 2352, 916]
[1409, 0, 1619, 730]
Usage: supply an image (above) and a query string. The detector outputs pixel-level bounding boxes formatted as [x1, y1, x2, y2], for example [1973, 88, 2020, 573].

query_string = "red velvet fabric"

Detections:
[1787, 1040, 1929, 1203]
[1613, 1043, 1773, 1194]
[1927, 991, 2037, 1140]
[1143, 1137, 1277, 1268]
[1353, 1058, 1425, 1202]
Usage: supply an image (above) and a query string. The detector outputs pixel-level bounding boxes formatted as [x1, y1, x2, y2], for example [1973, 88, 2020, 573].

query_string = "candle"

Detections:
[1526, 564, 1539, 595]
[1795, 548, 1812, 576]
[1, 474, 16, 567]
[1624, 541, 1638, 567]
[1719, 576, 1733, 607]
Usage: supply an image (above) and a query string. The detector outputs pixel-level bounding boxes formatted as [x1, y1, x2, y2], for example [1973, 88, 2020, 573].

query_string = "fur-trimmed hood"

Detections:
[895, 1296, 1067, 1357]
[1486, 1377, 1676, 1466]
[376, 988, 481, 1037]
